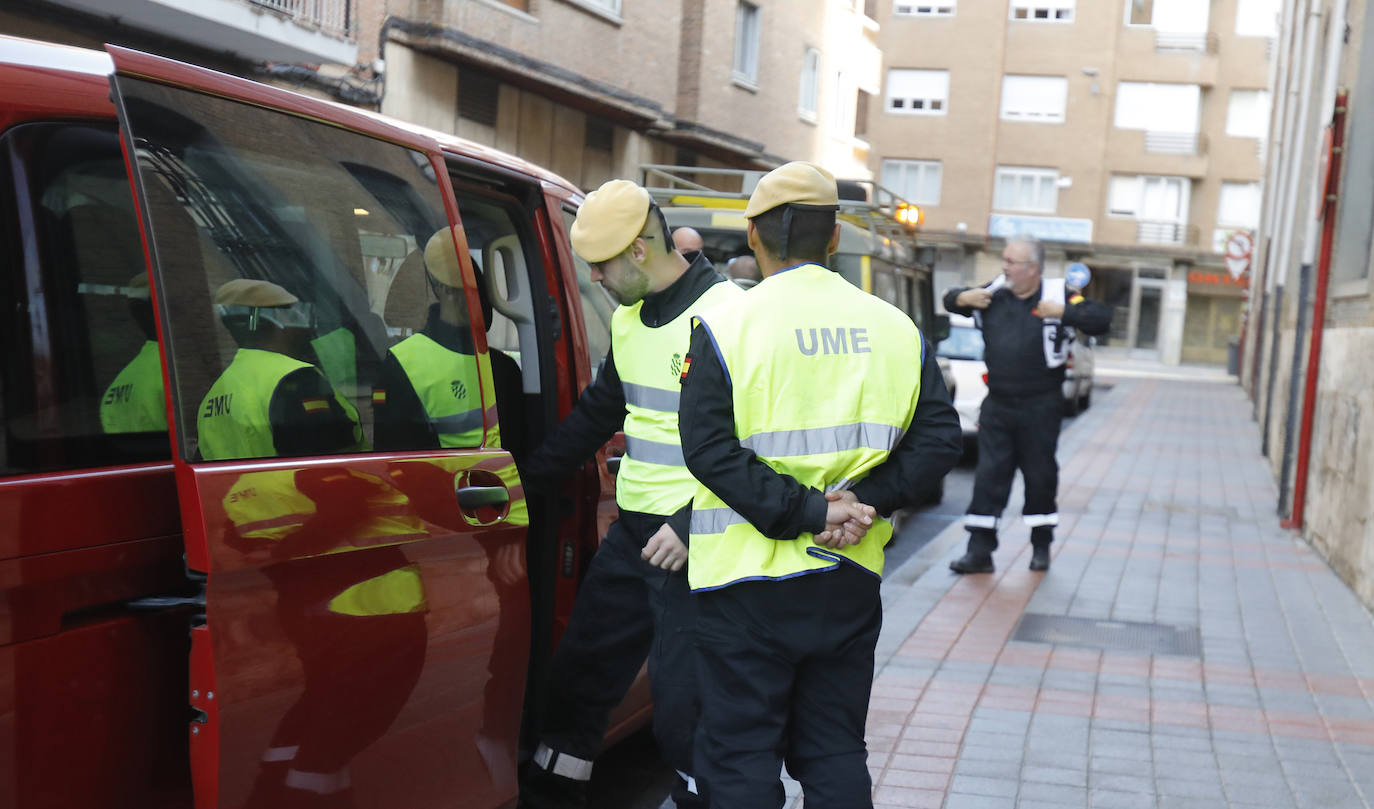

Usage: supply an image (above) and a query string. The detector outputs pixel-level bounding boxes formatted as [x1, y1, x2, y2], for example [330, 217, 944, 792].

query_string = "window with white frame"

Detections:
[1108, 174, 1189, 221]
[895, 1, 956, 15]
[885, 69, 948, 115]
[1225, 89, 1271, 138]
[1214, 181, 1261, 249]
[1001, 75, 1068, 123]
[1125, 0, 1208, 31]
[1235, 0, 1280, 36]
[733, 2, 761, 86]
[799, 47, 820, 120]
[994, 166, 1059, 213]
[1114, 82, 1201, 133]
[833, 70, 855, 134]
[570, 0, 622, 15]
[1011, 0, 1074, 22]
[881, 158, 942, 205]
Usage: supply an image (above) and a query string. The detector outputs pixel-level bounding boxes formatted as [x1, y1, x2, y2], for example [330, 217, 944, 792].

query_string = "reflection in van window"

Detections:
[114, 79, 494, 462]
[562, 209, 614, 381]
[0, 123, 171, 475]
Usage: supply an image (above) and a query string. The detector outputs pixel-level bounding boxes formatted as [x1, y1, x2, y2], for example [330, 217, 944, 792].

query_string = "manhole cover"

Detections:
[1012, 614, 1201, 657]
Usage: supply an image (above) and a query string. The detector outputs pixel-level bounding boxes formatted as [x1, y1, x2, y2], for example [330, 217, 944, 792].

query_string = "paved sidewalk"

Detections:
[782, 372, 1374, 808]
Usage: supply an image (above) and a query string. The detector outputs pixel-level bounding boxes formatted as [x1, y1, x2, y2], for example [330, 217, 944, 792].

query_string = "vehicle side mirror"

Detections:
[932, 313, 951, 343]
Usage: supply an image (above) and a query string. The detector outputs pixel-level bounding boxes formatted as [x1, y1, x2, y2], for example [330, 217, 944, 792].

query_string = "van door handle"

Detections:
[458, 485, 509, 509]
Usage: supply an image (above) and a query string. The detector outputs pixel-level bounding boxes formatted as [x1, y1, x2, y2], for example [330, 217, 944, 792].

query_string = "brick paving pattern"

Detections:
[778, 375, 1374, 809]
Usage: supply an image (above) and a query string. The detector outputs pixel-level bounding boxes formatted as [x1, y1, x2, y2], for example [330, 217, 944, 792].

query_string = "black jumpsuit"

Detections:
[943, 282, 1112, 555]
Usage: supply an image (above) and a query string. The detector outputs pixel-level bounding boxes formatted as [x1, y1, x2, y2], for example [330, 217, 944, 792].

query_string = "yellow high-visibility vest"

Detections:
[100, 340, 168, 434]
[611, 278, 742, 515]
[687, 264, 923, 591]
[197, 348, 361, 461]
[388, 334, 498, 448]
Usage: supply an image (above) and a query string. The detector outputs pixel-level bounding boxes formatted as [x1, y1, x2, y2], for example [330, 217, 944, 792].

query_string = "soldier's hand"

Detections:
[1033, 300, 1065, 319]
[642, 523, 688, 571]
[816, 491, 876, 549]
[957, 288, 993, 309]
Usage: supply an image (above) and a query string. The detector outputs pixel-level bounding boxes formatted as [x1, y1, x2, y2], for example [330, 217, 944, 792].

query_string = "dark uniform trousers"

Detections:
[693, 563, 882, 809]
[531, 516, 702, 809]
[967, 388, 1062, 554]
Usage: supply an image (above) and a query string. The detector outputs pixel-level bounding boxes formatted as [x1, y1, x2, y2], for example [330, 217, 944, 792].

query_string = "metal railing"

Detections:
[248, 0, 352, 39]
[1155, 30, 1219, 54]
[1144, 131, 1205, 156]
[1137, 220, 1197, 246]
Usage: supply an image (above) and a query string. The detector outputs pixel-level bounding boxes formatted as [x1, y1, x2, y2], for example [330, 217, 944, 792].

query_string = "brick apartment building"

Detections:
[869, 0, 1277, 366]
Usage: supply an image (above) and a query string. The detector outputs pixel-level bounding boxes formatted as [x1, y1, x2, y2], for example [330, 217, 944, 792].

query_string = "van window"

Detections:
[115, 79, 489, 461]
[562, 208, 614, 380]
[0, 123, 171, 475]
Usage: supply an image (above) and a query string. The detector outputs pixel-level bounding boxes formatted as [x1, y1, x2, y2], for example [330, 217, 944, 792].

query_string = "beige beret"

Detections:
[213, 278, 299, 308]
[424, 225, 465, 287]
[744, 161, 840, 218]
[570, 180, 652, 263]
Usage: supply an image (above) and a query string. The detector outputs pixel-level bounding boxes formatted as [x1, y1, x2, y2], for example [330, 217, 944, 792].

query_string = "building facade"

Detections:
[367, 0, 882, 189]
[869, 0, 1276, 366]
[1245, 0, 1374, 610]
[4, 0, 884, 190]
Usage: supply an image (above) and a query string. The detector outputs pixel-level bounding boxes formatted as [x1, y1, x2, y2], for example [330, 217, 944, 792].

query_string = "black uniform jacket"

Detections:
[522, 254, 727, 543]
[678, 279, 963, 541]
[943, 281, 1112, 399]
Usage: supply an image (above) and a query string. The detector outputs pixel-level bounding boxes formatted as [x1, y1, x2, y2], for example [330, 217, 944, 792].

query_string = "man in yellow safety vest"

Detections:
[518, 180, 742, 809]
[678, 162, 962, 809]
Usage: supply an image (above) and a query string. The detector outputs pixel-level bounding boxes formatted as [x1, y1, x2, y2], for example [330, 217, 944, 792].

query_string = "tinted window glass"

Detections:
[115, 79, 487, 461]
[0, 123, 171, 475]
[561, 208, 613, 381]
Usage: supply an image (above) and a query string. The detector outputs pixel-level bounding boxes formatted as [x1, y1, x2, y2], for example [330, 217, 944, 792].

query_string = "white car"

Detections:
[1062, 331, 1095, 415]
[936, 314, 987, 439]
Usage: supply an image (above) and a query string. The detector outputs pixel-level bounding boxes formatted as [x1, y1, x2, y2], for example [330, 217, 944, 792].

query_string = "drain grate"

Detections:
[1012, 613, 1202, 657]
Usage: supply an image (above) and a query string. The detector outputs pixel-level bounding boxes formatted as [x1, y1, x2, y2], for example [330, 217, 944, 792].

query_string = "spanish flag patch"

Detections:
[1069, 294, 1085, 305]
[302, 398, 330, 414]
[680, 356, 693, 381]
[372, 389, 387, 404]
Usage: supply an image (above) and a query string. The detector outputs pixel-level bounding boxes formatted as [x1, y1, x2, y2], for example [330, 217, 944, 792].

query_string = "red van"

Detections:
[0, 35, 642, 809]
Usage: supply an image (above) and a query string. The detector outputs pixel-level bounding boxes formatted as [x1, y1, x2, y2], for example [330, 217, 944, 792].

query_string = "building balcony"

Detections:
[1144, 131, 1206, 156]
[1106, 128, 1209, 178]
[48, 0, 358, 66]
[1116, 25, 1218, 87]
[1155, 30, 1219, 55]
[1137, 220, 1199, 246]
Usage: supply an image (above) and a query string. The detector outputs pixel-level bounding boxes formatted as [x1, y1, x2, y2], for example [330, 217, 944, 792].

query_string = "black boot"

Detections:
[949, 552, 994, 574]
[1030, 526, 1053, 571]
[518, 755, 590, 809]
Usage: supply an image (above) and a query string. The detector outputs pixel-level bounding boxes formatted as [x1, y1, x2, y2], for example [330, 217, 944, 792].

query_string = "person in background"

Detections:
[942, 234, 1112, 574]
[672, 226, 706, 266]
[725, 255, 761, 289]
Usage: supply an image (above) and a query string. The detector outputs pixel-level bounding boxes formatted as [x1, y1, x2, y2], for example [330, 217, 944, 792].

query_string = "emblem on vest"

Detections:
[670, 352, 683, 378]
[451, 380, 467, 399]
[796, 327, 872, 356]
[202, 393, 232, 419]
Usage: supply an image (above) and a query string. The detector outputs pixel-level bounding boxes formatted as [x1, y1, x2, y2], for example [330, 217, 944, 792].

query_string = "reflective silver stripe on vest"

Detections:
[625, 435, 685, 466]
[622, 381, 681, 413]
[741, 422, 903, 458]
[431, 409, 484, 434]
[690, 506, 749, 536]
